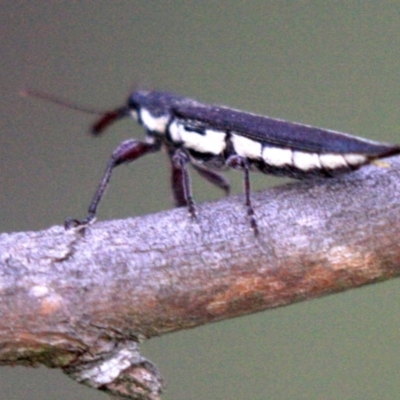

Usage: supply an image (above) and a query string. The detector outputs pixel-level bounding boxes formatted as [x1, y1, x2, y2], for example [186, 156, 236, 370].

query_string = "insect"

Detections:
[25, 89, 400, 235]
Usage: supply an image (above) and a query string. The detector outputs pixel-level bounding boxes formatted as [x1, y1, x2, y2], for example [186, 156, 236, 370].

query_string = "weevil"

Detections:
[24, 89, 400, 235]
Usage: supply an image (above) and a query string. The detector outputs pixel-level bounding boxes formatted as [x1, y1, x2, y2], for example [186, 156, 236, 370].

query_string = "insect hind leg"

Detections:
[227, 155, 259, 236]
[192, 164, 230, 196]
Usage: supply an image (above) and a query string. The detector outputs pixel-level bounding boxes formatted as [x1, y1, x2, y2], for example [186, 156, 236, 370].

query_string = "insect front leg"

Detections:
[65, 139, 160, 229]
[171, 148, 196, 219]
[226, 155, 259, 236]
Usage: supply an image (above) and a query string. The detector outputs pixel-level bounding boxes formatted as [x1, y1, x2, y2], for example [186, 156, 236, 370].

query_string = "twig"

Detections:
[1, 157, 400, 399]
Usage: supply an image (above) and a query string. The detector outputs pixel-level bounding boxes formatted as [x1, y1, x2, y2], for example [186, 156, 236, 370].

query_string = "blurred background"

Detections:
[2, 2, 400, 399]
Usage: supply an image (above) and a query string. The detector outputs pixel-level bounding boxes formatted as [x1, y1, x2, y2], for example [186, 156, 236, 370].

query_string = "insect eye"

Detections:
[127, 97, 139, 111]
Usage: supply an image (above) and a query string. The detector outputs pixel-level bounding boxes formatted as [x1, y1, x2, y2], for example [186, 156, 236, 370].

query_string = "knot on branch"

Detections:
[63, 340, 164, 400]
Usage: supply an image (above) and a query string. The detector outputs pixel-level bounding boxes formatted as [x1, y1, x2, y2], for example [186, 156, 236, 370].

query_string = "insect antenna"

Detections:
[20, 88, 129, 136]
[20, 88, 107, 115]
[90, 106, 129, 135]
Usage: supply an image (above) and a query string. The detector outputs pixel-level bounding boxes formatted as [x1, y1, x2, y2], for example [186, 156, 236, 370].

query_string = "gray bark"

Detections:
[1, 157, 400, 399]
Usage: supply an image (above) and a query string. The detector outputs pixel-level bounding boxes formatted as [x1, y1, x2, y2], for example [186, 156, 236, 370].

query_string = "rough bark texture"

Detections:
[1, 157, 400, 399]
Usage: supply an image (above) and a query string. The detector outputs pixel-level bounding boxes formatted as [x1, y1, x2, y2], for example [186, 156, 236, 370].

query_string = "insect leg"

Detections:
[171, 148, 196, 218]
[168, 150, 186, 207]
[171, 165, 186, 207]
[227, 155, 259, 235]
[192, 164, 230, 196]
[65, 139, 160, 229]
[168, 147, 230, 207]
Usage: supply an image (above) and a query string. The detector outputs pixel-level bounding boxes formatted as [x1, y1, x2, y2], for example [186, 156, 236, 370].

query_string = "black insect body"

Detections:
[36, 90, 400, 234]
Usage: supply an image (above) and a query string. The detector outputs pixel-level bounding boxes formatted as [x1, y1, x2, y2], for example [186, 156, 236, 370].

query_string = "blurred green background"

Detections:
[2, 2, 400, 399]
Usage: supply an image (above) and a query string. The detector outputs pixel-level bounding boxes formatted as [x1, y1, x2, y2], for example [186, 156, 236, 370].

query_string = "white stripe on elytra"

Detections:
[343, 154, 367, 166]
[231, 133, 262, 159]
[168, 120, 183, 142]
[319, 154, 348, 169]
[262, 146, 293, 167]
[169, 120, 226, 154]
[140, 108, 169, 133]
[293, 151, 321, 170]
[262, 147, 368, 171]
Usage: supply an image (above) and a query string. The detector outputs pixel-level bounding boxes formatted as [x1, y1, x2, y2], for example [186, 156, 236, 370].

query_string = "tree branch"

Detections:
[1, 157, 400, 399]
